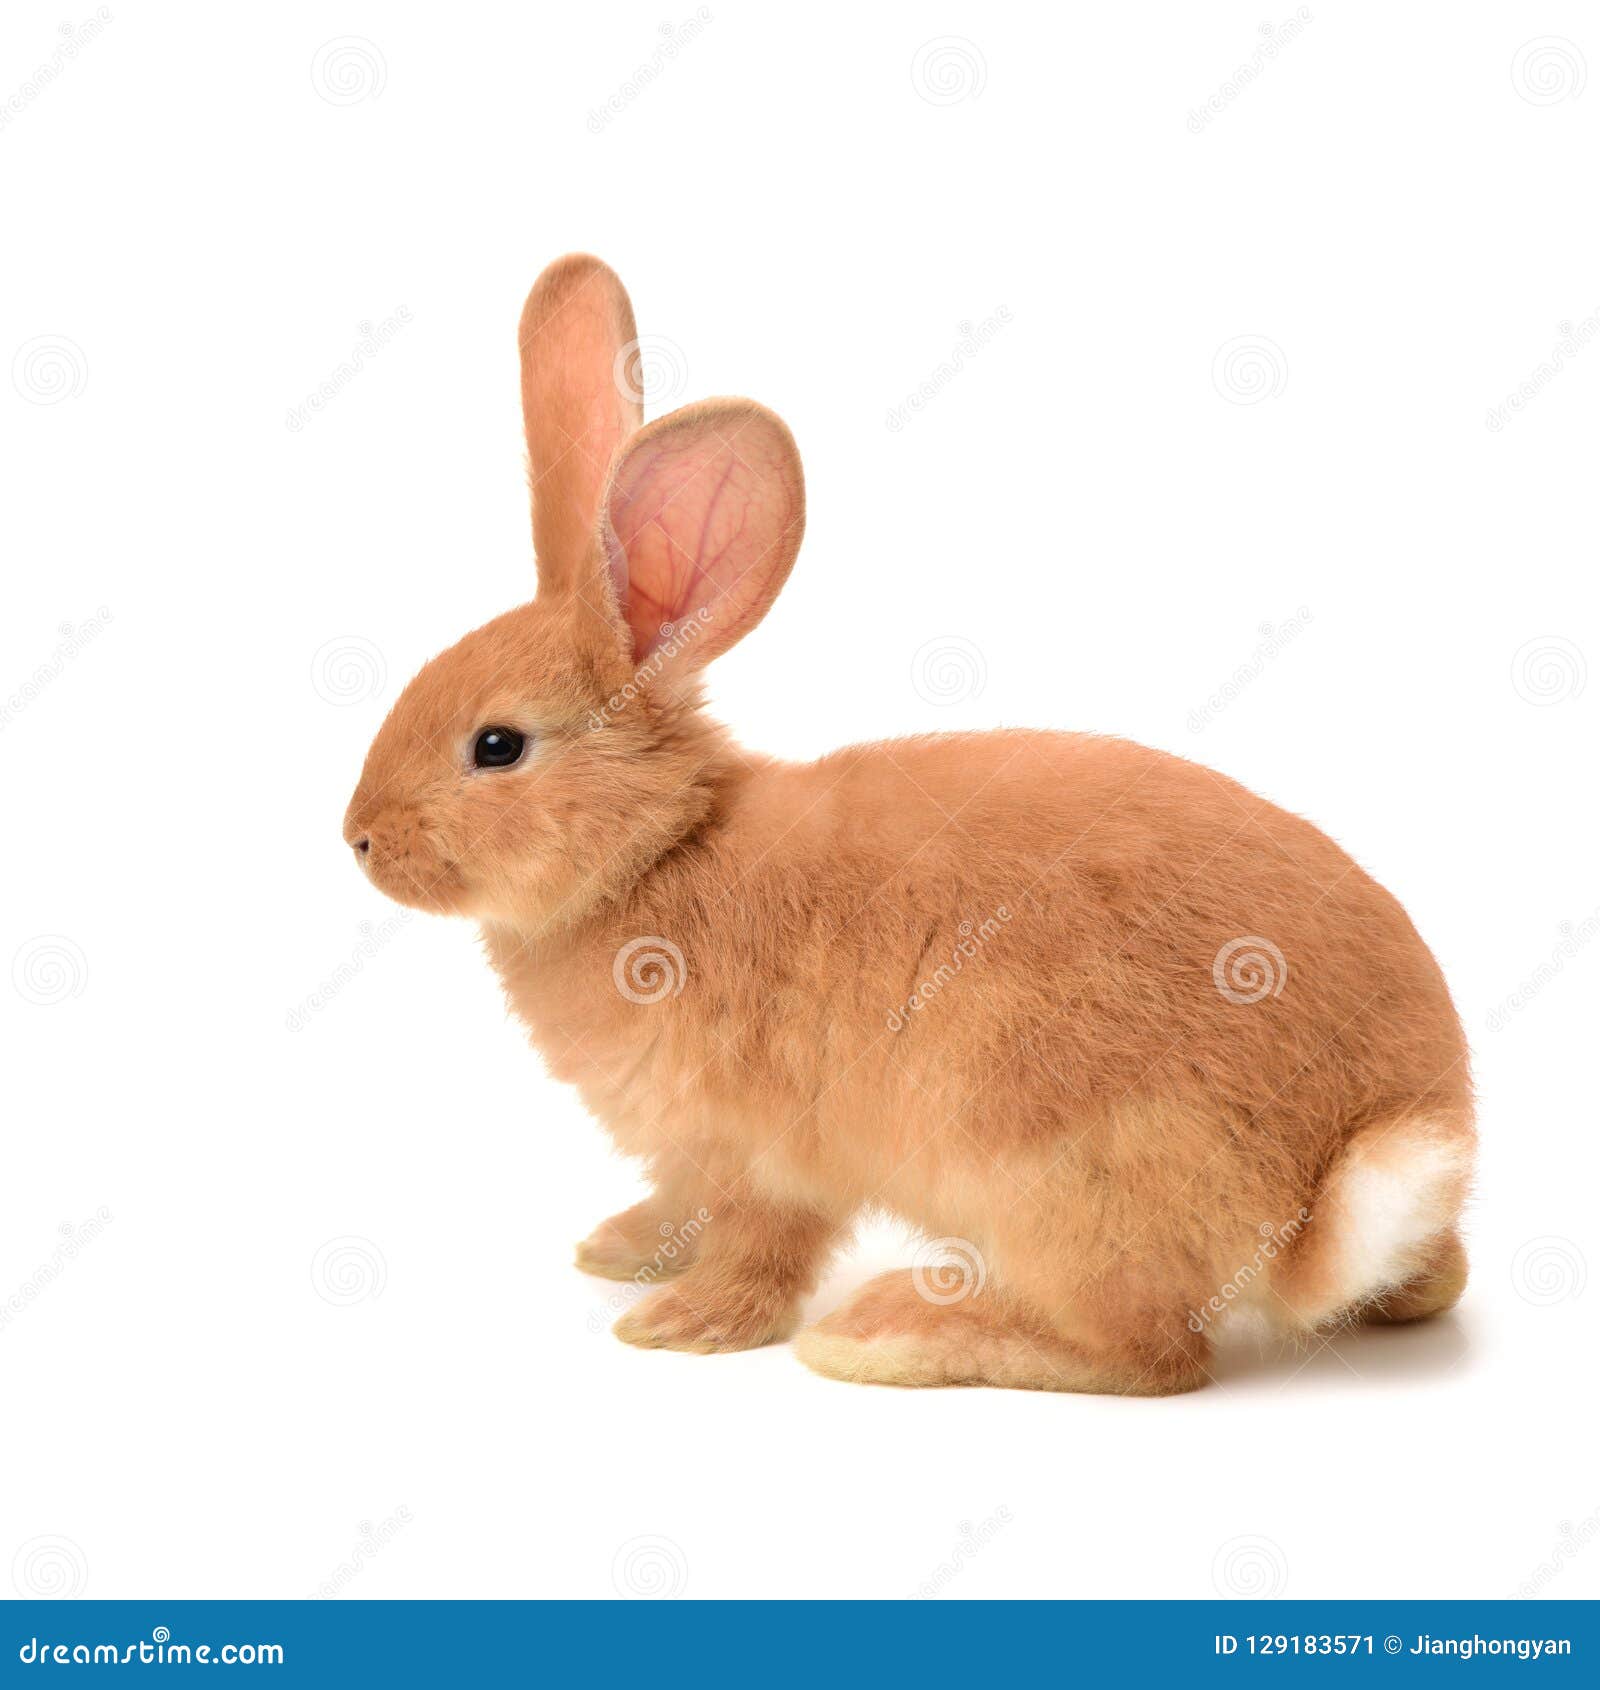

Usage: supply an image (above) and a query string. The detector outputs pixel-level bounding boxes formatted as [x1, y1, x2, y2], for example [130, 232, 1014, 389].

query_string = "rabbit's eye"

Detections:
[473, 727, 525, 769]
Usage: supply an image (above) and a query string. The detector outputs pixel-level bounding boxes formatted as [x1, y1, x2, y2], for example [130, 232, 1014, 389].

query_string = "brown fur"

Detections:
[344, 255, 1475, 1394]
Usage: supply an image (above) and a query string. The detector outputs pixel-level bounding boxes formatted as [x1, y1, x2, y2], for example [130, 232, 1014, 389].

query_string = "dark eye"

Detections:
[473, 726, 526, 769]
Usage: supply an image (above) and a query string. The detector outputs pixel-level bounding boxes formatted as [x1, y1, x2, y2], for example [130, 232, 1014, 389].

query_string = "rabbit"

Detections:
[343, 253, 1474, 1395]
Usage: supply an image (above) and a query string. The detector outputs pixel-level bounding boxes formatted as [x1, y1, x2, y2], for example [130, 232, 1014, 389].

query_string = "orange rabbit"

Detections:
[344, 254, 1473, 1394]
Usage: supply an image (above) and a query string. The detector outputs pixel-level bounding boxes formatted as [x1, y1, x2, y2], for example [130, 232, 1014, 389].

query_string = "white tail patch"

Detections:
[1273, 1119, 1473, 1330]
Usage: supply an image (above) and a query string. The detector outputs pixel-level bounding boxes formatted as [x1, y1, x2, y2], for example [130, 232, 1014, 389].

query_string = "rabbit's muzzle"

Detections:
[343, 805, 465, 912]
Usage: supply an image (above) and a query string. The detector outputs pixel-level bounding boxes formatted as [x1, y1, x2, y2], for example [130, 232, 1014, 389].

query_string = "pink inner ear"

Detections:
[604, 408, 802, 666]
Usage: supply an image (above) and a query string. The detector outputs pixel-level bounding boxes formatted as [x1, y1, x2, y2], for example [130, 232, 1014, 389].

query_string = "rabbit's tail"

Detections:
[1268, 1114, 1474, 1331]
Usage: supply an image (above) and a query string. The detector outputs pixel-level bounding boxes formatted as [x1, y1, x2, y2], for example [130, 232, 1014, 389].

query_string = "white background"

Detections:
[2, 1, 1596, 1602]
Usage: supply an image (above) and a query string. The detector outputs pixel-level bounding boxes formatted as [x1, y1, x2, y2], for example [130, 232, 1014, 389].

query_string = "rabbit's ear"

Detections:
[519, 254, 642, 594]
[599, 398, 805, 676]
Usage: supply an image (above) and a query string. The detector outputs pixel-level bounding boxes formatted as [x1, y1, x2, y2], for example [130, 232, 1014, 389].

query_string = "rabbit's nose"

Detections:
[354, 837, 370, 854]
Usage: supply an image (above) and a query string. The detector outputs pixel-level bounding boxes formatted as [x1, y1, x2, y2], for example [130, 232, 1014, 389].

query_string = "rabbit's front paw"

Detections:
[612, 1277, 799, 1354]
[575, 1200, 702, 1282]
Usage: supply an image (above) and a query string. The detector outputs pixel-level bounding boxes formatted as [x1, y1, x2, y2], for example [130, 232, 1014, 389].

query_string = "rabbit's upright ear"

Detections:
[599, 398, 805, 677]
[519, 254, 642, 595]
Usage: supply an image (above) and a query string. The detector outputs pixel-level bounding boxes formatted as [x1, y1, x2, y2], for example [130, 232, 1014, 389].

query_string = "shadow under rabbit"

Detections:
[1208, 1310, 1472, 1392]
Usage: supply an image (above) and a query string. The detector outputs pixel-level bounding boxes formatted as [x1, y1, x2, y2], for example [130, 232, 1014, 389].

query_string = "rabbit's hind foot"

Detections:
[793, 1269, 1208, 1396]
